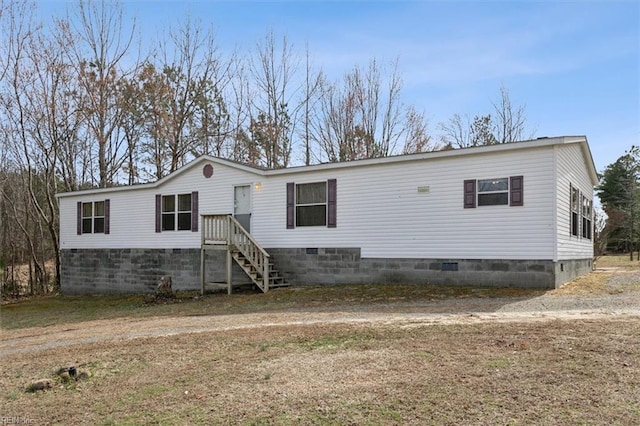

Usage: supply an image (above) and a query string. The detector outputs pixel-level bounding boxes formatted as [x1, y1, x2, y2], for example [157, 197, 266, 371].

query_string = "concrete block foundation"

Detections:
[61, 247, 592, 294]
[61, 248, 247, 294]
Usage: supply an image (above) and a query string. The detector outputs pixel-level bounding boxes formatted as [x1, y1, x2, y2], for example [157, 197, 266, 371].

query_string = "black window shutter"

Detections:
[463, 180, 476, 208]
[510, 176, 524, 207]
[576, 189, 582, 238]
[579, 192, 583, 238]
[286, 182, 295, 229]
[191, 191, 199, 232]
[327, 179, 337, 228]
[155, 194, 162, 233]
[569, 184, 573, 236]
[104, 199, 110, 234]
[77, 201, 82, 235]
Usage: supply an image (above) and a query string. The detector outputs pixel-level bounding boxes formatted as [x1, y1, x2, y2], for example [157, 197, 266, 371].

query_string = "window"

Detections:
[83, 201, 104, 233]
[77, 200, 110, 235]
[570, 185, 579, 237]
[296, 182, 327, 226]
[464, 176, 523, 208]
[477, 178, 509, 206]
[161, 194, 191, 231]
[155, 192, 198, 232]
[287, 180, 337, 228]
[582, 195, 592, 240]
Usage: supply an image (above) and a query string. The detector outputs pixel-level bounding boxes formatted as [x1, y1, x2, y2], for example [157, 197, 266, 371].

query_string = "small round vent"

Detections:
[203, 164, 214, 178]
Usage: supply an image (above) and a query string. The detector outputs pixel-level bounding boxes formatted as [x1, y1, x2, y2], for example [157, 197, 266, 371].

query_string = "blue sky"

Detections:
[38, 0, 639, 172]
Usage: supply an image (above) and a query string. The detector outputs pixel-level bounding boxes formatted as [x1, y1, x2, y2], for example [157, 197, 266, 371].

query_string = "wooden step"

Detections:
[228, 244, 287, 293]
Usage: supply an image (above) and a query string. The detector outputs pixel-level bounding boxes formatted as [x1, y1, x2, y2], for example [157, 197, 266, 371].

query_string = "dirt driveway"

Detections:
[2, 269, 639, 358]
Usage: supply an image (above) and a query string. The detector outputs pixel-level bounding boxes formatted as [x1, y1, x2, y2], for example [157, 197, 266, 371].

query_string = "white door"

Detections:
[234, 185, 251, 232]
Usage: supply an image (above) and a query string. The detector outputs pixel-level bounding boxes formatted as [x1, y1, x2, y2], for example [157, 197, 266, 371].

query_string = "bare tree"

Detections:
[375, 59, 404, 157]
[593, 204, 609, 265]
[439, 113, 470, 149]
[118, 64, 150, 184]
[225, 63, 256, 163]
[0, 0, 12, 84]
[249, 31, 301, 169]
[402, 106, 437, 154]
[439, 86, 533, 148]
[310, 59, 408, 163]
[62, 0, 136, 187]
[300, 42, 322, 166]
[492, 85, 532, 143]
[310, 75, 352, 162]
[141, 16, 231, 178]
[0, 0, 65, 292]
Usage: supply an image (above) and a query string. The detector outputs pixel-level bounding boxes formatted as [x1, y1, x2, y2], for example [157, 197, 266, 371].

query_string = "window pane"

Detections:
[162, 195, 175, 213]
[478, 178, 508, 192]
[582, 197, 590, 216]
[94, 201, 105, 217]
[162, 213, 175, 231]
[94, 217, 105, 233]
[478, 192, 508, 206]
[571, 188, 579, 210]
[82, 202, 92, 218]
[296, 205, 327, 226]
[178, 212, 191, 230]
[178, 193, 191, 212]
[297, 182, 326, 204]
[82, 218, 92, 234]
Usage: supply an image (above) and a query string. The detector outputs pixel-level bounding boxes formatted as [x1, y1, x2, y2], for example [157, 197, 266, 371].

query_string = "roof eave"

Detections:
[263, 136, 583, 176]
[55, 155, 266, 199]
[56, 135, 599, 197]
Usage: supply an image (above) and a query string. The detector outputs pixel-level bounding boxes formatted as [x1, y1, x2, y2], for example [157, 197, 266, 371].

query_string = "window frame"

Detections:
[161, 193, 192, 231]
[581, 195, 592, 240]
[155, 192, 198, 233]
[295, 181, 328, 227]
[286, 179, 337, 229]
[463, 176, 523, 208]
[77, 200, 109, 235]
[477, 178, 509, 206]
[570, 185, 580, 237]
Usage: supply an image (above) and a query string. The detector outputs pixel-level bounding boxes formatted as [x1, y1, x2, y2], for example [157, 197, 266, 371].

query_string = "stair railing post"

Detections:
[263, 255, 269, 293]
[200, 214, 207, 296]
[226, 215, 232, 294]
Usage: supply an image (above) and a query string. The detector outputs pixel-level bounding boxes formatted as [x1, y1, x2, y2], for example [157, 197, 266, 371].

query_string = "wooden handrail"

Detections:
[201, 214, 231, 244]
[201, 214, 270, 291]
[227, 215, 270, 259]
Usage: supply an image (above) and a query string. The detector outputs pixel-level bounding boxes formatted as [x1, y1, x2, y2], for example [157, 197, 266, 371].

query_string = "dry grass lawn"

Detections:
[2, 320, 639, 425]
[1, 254, 639, 425]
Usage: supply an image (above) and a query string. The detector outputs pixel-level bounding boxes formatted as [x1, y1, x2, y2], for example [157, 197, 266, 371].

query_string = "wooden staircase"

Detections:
[200, 214, 287, 294]
[230, 248, 287, 291]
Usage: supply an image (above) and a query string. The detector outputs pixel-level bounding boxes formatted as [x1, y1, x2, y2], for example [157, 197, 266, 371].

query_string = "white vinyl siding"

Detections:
[58, 137, 596, 262]
[555, 144, 595, 260]
[59, 161, 262, 249]
[252, 146, 556, 260]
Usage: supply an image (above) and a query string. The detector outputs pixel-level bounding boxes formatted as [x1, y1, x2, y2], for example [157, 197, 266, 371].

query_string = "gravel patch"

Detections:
[498, 292, 640, 313]
[607, 270, 640, 288]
